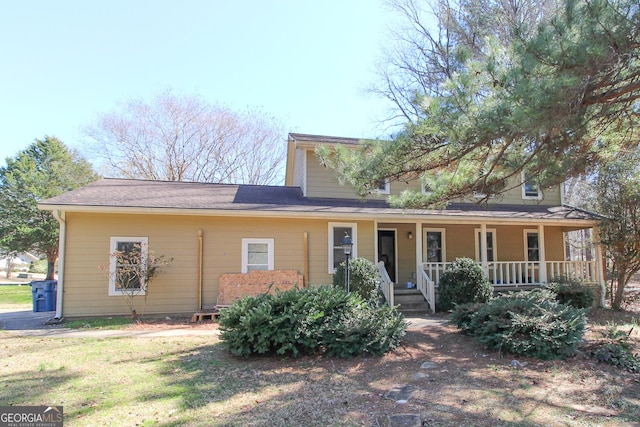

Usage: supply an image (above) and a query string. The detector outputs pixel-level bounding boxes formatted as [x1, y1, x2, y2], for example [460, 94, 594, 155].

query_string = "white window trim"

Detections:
[421, 181, 432, 196]
[521, 172, 542, 200]
[108, 236, 148, 296]
[241, 238, 274, 273]
[423, 228, 446, 263]
[474, 228, 497, 262]
[524, 229, 540, 262]
[375, 179, 390, 195]
[328, 222, 358, 273]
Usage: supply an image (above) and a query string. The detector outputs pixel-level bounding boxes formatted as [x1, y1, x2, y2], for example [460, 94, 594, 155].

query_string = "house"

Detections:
[1, 252, 39, 276]
[37, 133, 604, 318]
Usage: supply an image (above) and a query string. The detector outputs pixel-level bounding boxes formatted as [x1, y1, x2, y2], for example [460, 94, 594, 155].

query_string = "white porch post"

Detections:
[538, 224, 547, 283]
[373, 219, 379, 263]
[593, 225, 606, 308]
[415, 222, 423, 286]
[480, 223, 488, 275]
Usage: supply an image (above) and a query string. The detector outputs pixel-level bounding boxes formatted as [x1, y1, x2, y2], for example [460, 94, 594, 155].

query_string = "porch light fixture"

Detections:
[342, 233, 353, 293]
[407, 231, 413, 240]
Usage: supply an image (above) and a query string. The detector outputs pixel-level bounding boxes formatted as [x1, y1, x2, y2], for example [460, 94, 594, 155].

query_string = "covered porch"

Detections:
[374, 214, 604, 313]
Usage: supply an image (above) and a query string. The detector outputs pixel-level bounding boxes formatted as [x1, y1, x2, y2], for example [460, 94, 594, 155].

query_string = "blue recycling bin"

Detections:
[31, 280, 57, 312]
[44, 281, 57, 311]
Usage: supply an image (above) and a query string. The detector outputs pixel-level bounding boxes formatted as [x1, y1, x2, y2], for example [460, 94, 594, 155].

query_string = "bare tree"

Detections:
[99, 243, 172, 321]
[372, 0, 563, 124]
[85, 91, 287, 185]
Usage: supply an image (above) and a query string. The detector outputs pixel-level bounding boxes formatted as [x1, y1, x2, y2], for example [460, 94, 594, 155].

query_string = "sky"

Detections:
[0, 0, 400, 164]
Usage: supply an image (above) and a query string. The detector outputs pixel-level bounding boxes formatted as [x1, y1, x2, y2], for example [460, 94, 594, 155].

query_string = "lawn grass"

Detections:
[0, 284, 33, 307]
[2, 321, 639, 426]
[64, 317, 133, 330]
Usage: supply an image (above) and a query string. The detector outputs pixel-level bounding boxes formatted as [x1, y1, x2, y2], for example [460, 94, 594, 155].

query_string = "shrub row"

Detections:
[219, 286, 406, 358]
[450, 290, 587, 360]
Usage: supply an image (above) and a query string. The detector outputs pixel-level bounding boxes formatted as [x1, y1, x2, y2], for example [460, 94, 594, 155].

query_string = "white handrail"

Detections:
[417, 265, 436, 313]
[377, 261, 394, 307]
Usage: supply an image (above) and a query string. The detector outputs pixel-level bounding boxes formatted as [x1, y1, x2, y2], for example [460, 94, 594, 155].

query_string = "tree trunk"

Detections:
[46, 255, 56, 280]
[612, 271, 628, 310]
[5, 260, 13, 279]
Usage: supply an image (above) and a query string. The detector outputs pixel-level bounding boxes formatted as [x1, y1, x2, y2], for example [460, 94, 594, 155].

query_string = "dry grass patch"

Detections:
[1, 285, 639, 426]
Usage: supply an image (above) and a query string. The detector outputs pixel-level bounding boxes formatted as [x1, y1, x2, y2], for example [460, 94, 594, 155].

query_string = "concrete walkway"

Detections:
[0, 307, 446, 338]
[0, 308, 221, 338]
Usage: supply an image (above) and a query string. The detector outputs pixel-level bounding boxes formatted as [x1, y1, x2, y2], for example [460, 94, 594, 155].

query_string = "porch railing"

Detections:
[547, 261, 598, 283]
[417, 266, 436, 314]
[377, 261, 394, 307]
[421, 260, 598, 289]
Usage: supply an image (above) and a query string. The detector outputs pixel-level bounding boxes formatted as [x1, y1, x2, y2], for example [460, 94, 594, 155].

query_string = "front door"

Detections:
[377, 230, 397, 283]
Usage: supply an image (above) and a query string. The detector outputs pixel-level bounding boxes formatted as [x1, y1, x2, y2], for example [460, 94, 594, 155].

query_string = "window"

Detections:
[421, 181, 433, 196]
[328, 223, 357, 273]
[522, 172, 541, 199]
[475, 229, 496, 262]
[242, 238, 274, 273]
[374, 179, 390, 194]
[423, 229, 445, 262]
[109, 236, 148, 296]
[524, 230, 540, 261]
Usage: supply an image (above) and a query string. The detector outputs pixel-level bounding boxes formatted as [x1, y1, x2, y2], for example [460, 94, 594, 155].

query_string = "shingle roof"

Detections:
[38, 178, 598, 223]
[288, 133, 363, 145]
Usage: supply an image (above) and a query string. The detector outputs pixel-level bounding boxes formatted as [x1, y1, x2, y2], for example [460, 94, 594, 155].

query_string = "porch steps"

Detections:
[394, 288, 431, 316]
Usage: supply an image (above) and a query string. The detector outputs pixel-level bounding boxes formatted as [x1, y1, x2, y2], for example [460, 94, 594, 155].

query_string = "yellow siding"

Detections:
[61, 212, 376, 317]
[304, 148, 562, 205]
[305, 150, 422, 200]
[415, 223, 566, 263]
[306, 150, 358, 198]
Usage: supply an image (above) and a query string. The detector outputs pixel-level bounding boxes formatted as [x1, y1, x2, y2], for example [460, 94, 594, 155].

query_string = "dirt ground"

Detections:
[124, 283, 640, 426]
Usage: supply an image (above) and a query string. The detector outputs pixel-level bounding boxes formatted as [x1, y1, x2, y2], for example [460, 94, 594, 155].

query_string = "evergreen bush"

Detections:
[438, 257, 492, 311]
[332, 257, 381, 302]
[450, 290, 587, 360]
[589, 323, 640, 372]
[545, 276, 594, 308]
[219, 286, 406, 358]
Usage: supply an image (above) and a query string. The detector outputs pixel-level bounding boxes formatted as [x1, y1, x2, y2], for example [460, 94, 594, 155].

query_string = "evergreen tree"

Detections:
[322, 0, 639, 206]
[0, 137, 99, 279]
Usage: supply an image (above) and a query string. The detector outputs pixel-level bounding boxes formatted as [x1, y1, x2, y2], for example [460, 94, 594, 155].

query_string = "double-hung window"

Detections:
[421, 181, 433, 196]
[374, 179, 390, 194]
[328, 223, 357, 273]
[524, 230, 540, 262]
[522, 172, 542, 199]
[108, 236, 148, 296]
[423, 229, 445, 263]
[242, 238, 274, 273]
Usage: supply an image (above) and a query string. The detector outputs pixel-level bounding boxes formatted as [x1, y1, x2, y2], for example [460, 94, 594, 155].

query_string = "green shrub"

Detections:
[332, 257, 381, 302]
[545, 277, 594, 308]
[450, 290, 587, 360]
[219, 286, 406, 358]
[438, 257, 492, 311]
[589, 323, 640, 372]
